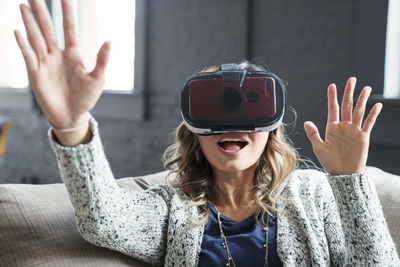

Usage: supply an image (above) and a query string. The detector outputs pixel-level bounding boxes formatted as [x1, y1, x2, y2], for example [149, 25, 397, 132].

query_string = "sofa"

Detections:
[0, 167, 399, 266]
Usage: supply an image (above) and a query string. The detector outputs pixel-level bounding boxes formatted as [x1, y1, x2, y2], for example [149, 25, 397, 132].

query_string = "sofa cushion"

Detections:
[0, 171, 168, 267]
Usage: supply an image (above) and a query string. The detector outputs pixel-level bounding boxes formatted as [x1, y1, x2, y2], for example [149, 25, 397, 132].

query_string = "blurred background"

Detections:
[0, 0, 399, 184]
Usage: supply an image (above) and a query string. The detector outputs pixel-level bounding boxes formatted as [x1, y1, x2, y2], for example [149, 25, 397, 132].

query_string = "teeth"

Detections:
[219, 139, 247, 143]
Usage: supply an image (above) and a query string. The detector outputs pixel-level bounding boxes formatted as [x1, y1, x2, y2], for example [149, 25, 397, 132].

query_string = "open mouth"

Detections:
[217, 139, 248, 152]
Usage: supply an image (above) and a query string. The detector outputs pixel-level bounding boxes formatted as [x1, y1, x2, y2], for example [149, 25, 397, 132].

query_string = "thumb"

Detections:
[90, 41, 111, 80]
[304, 121, 324, 149]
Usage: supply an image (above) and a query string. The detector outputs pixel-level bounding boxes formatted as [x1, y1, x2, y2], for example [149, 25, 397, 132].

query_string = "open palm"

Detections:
[304, 77, 383, 175]
[14, 0, 110, 129]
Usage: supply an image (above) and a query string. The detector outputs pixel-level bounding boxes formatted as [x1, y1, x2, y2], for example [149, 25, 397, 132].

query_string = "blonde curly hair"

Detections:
[163, 61, 299, 226]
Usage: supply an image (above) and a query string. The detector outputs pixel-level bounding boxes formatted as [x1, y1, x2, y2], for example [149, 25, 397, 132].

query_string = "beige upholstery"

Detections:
[0, 168, 398, 266]
[0, 172, 168, 267]
[367, 167, 400, 253]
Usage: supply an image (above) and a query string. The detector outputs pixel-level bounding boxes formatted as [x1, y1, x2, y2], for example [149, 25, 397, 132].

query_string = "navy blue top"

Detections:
[198, 204, 283, 267]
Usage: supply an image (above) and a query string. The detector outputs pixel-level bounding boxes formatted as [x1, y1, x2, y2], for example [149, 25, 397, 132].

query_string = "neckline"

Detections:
[209, 203, 257, 223]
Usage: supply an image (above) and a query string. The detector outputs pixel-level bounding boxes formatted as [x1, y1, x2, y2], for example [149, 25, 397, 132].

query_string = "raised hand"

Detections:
[303, 77, 383, 175]
[14, 0, 110, 138]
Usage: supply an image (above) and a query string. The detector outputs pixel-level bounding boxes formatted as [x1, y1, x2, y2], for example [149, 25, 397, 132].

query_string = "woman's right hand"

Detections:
[14, 0, 111, 145]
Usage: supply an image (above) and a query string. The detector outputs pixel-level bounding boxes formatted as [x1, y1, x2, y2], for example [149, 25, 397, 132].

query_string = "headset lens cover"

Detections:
[181, 70, 285, 134]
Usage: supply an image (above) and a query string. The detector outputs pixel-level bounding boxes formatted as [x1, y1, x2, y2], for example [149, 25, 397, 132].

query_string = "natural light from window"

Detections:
[0, 0, 135, 92]
[384, 0, 400, 98]
[53, 0, 136, 91]
[0, 0, 29, 88]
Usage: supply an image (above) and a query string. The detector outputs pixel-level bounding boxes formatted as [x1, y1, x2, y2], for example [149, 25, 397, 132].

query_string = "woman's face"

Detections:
[197, 131, 269, 174]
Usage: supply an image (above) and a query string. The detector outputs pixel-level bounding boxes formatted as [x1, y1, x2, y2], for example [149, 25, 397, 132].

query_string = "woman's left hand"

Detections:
[303, 77, 383, 175]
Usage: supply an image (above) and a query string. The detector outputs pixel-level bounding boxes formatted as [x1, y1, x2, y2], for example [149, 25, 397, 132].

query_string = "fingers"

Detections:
[362, 103, 383, 134]
[61, 0, 79, 48]
[90, 42, 112, 80]
[29, 0, 58, 52]
[352, 86, 372, 128]
[14, 30, 38, 70]
[341, 77, 356, 122]
[20, 4, 48, 61]
[304, 121, 324, 149]
[327, 83, 339, 122]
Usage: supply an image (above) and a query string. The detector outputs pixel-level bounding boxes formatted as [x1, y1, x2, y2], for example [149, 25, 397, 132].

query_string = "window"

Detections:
[384, 0, 400, 98]
[52, 0, 136, 91]
[0, 0, 146, 120]
[0, 0, 29, 89]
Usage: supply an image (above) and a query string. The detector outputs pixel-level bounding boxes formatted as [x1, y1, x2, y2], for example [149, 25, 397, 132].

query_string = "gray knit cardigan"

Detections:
[50, 119, 399, 267]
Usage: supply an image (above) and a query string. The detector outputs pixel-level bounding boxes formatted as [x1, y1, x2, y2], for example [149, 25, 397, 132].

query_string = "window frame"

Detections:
[366, 0, 400, 147]
[383, 0, 400, 99]
[0, 0, 146, 121]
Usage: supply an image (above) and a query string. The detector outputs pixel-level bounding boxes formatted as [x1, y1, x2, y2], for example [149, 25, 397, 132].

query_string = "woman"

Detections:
[15, 0, 399, 266]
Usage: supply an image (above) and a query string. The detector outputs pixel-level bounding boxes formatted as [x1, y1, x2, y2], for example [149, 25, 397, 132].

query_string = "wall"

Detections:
[1, 0, 398, 184]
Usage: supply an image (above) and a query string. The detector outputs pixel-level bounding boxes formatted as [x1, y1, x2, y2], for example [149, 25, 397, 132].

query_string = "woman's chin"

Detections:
[212, 161, 258, 175]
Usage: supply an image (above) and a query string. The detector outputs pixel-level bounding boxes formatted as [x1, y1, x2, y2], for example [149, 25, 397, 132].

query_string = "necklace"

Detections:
[213, 204, 269, 267]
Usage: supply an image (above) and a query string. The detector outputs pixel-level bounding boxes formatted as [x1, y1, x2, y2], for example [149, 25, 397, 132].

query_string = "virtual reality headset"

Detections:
[181, 63, 286, 135]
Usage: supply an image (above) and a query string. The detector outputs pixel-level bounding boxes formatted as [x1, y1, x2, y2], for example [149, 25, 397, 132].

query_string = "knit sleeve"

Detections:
[49, 118, 169, 267]
[325, 170, 400, 266]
